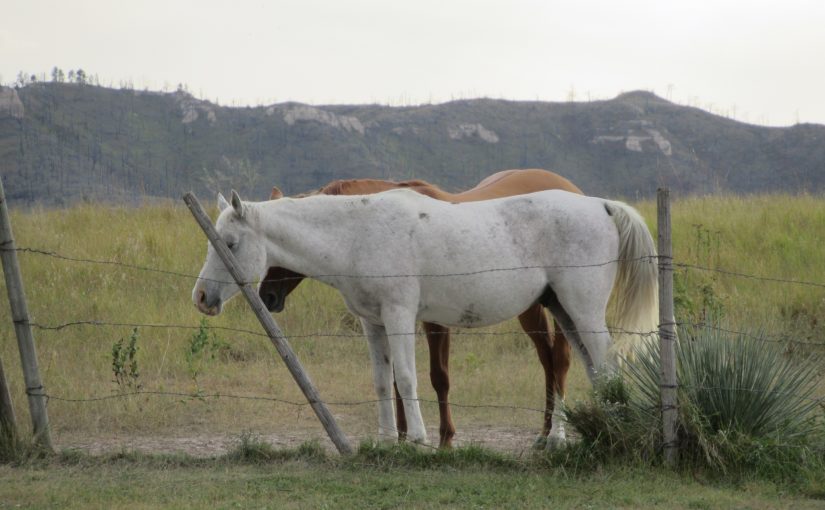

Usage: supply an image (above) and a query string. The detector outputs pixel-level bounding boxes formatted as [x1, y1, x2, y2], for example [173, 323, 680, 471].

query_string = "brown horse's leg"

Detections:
[423, 322, 455, 448]
[517, 304, 556, 441]
[393, 381, 407, 441]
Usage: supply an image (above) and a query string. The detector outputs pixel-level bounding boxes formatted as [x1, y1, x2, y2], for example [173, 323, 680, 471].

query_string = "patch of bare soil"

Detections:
[56, 426, 542, 458]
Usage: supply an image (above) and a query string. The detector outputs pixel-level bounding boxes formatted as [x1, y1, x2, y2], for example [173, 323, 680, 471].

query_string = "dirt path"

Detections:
[57, 426, 544, 458]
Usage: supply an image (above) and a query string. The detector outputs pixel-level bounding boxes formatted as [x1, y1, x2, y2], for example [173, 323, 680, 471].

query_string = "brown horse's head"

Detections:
[259, 266, 304, 313]
[257, 185, 305, 312]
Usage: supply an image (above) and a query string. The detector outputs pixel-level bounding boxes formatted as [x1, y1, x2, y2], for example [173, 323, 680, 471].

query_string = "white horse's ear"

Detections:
[230, 189, 245, 218]
[217, 193, 230, 212]
[270, 186, 284, 200]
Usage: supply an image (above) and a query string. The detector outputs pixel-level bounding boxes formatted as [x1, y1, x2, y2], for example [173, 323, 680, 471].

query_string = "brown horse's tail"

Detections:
[602, 200, 660, 360]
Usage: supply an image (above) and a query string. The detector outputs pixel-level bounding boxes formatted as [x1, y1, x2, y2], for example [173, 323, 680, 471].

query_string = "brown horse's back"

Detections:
[319, 169, 581, 201]
[456, 169, 582, 201]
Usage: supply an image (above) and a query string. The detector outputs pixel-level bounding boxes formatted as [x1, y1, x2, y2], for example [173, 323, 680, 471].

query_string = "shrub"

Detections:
[565, 320, 825, 478]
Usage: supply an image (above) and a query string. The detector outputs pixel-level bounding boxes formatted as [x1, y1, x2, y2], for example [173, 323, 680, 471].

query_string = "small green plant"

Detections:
[675, 224, 726, 322]
[186, 318, 229, 389]
[111, 328, 141, 391]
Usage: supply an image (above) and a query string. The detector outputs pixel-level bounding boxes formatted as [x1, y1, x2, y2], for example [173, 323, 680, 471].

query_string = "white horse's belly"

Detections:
[417, 271, 545, 328]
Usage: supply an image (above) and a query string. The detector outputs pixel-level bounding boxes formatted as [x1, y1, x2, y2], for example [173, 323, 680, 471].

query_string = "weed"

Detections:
[111, 328, 141, 391]
[185, 318, 229, 390]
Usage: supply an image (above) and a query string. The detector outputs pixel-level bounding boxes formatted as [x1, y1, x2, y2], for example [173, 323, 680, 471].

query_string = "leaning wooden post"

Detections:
[183, 192, 353, 455]
[0, 356, 19, 441]
[657, 188, 678, 467]
[0, 177, 52, 450]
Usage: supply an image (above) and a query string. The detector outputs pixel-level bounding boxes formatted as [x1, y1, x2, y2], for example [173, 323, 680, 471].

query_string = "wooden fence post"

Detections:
[183, 192, 353, 455]
[0, 177, 52, 450]
[657, 188, 678, 467]
[0, 356, 18, 441]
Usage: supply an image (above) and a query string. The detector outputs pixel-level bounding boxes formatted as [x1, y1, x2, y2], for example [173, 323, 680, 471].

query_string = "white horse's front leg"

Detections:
[383, 307, 428, 445]
[361, 318, 397, 442]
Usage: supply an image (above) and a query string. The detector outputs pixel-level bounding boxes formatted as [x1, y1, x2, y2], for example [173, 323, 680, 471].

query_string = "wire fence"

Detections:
[2, 234, 825, 455]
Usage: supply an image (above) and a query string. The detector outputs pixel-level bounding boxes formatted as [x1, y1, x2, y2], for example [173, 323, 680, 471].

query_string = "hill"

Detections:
[1, 83, 824, 205]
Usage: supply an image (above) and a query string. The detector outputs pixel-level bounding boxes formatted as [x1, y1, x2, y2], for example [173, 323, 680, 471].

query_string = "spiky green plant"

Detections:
[630, 325, 822, 439]
[566, 320, 825, 476]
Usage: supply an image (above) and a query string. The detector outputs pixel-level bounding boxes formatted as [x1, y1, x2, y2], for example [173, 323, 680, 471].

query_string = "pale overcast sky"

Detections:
[1, 0, 823, 126]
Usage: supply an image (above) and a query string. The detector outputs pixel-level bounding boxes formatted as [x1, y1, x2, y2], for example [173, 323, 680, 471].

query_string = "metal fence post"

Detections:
[183, 192, 353, 455]
[0, 177, 52, 450]
[657, 187, 678, 467]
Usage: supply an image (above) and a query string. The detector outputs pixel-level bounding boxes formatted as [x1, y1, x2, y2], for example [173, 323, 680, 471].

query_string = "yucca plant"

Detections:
[566, 320, 825, 476]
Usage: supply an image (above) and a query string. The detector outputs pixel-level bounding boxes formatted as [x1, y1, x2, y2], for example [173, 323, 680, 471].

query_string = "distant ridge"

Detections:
[1, 83, 823, 206]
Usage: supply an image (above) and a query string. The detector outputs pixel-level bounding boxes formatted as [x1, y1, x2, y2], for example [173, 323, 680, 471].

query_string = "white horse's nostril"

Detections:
[197, 290, 207, 305]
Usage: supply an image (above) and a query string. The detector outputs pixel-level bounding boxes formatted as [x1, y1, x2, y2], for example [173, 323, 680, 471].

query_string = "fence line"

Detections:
[28, 388, 550, 415]
[3, 245, 657, 285]
[18, 318, 825, 349]
[3, 207, 825, 460]
[26, 382, 825, 421]
[6, 244, 825, 290]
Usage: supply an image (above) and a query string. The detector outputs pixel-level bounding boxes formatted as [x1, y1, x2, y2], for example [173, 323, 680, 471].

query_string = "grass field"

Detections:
[2, 444, 825, 509]
[1, 193, 825, 506]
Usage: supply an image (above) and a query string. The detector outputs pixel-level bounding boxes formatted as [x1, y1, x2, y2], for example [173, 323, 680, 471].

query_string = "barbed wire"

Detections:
[5, 236, 825, 461]
[675, 262, 825, 290]
[3, 245, 659, 285]
[680, 384, 825, 405]
[8, 244, 825, 291]
[677, 322, 825, 348]
[25, 318, 660, 341]
[30, 388, 549, 416]
[22, 317, 825, 349]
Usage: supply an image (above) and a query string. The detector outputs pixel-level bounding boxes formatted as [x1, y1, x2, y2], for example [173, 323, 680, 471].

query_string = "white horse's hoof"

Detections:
[407, 433, 428, 446]
[377, 430, 399, 445]
[545, 431, 567, 450]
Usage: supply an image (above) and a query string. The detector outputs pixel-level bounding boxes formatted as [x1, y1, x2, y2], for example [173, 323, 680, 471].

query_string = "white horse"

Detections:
[192, 188, 658, 445]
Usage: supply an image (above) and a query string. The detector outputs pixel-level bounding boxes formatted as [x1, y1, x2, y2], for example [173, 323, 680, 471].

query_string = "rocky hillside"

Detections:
[1, 83, 823, 205]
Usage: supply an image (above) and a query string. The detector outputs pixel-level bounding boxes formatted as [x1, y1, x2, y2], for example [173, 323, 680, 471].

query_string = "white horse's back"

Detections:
[344, 189, 622, 329]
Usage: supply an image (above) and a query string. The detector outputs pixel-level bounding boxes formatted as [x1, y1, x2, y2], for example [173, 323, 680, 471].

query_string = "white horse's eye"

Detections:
[227, 241, 237, 251]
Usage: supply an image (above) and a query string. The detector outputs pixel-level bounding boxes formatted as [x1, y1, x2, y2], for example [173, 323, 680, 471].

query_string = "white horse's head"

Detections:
[192, 190, 268, 315]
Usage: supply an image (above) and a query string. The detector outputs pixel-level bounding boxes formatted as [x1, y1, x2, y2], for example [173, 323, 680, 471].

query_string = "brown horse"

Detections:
[259, 169, 583, 448]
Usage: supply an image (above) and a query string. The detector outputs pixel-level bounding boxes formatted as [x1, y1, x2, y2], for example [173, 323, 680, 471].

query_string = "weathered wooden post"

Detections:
[657, 188, 678, 467]
[0, 356, 18, 441]
[183, 192, 353, 455]
[0, 177, 52, 450]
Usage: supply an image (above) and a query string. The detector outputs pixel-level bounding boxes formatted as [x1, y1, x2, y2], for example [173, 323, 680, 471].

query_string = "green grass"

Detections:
[2, 443, 825, 509]
[635, 194, 825, 344]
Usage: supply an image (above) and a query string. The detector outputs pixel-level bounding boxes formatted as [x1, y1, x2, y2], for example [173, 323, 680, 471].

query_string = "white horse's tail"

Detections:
[603, 200, 659, 359]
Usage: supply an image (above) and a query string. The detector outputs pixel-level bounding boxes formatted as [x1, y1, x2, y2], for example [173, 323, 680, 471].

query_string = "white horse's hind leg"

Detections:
[361, 319, 398, 442]
[382, 307, 428, 445]
[541, 274, 615, 382]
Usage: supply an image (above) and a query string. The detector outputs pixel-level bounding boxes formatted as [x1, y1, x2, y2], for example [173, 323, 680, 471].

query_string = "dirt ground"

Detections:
[56, 425, 544, 457]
